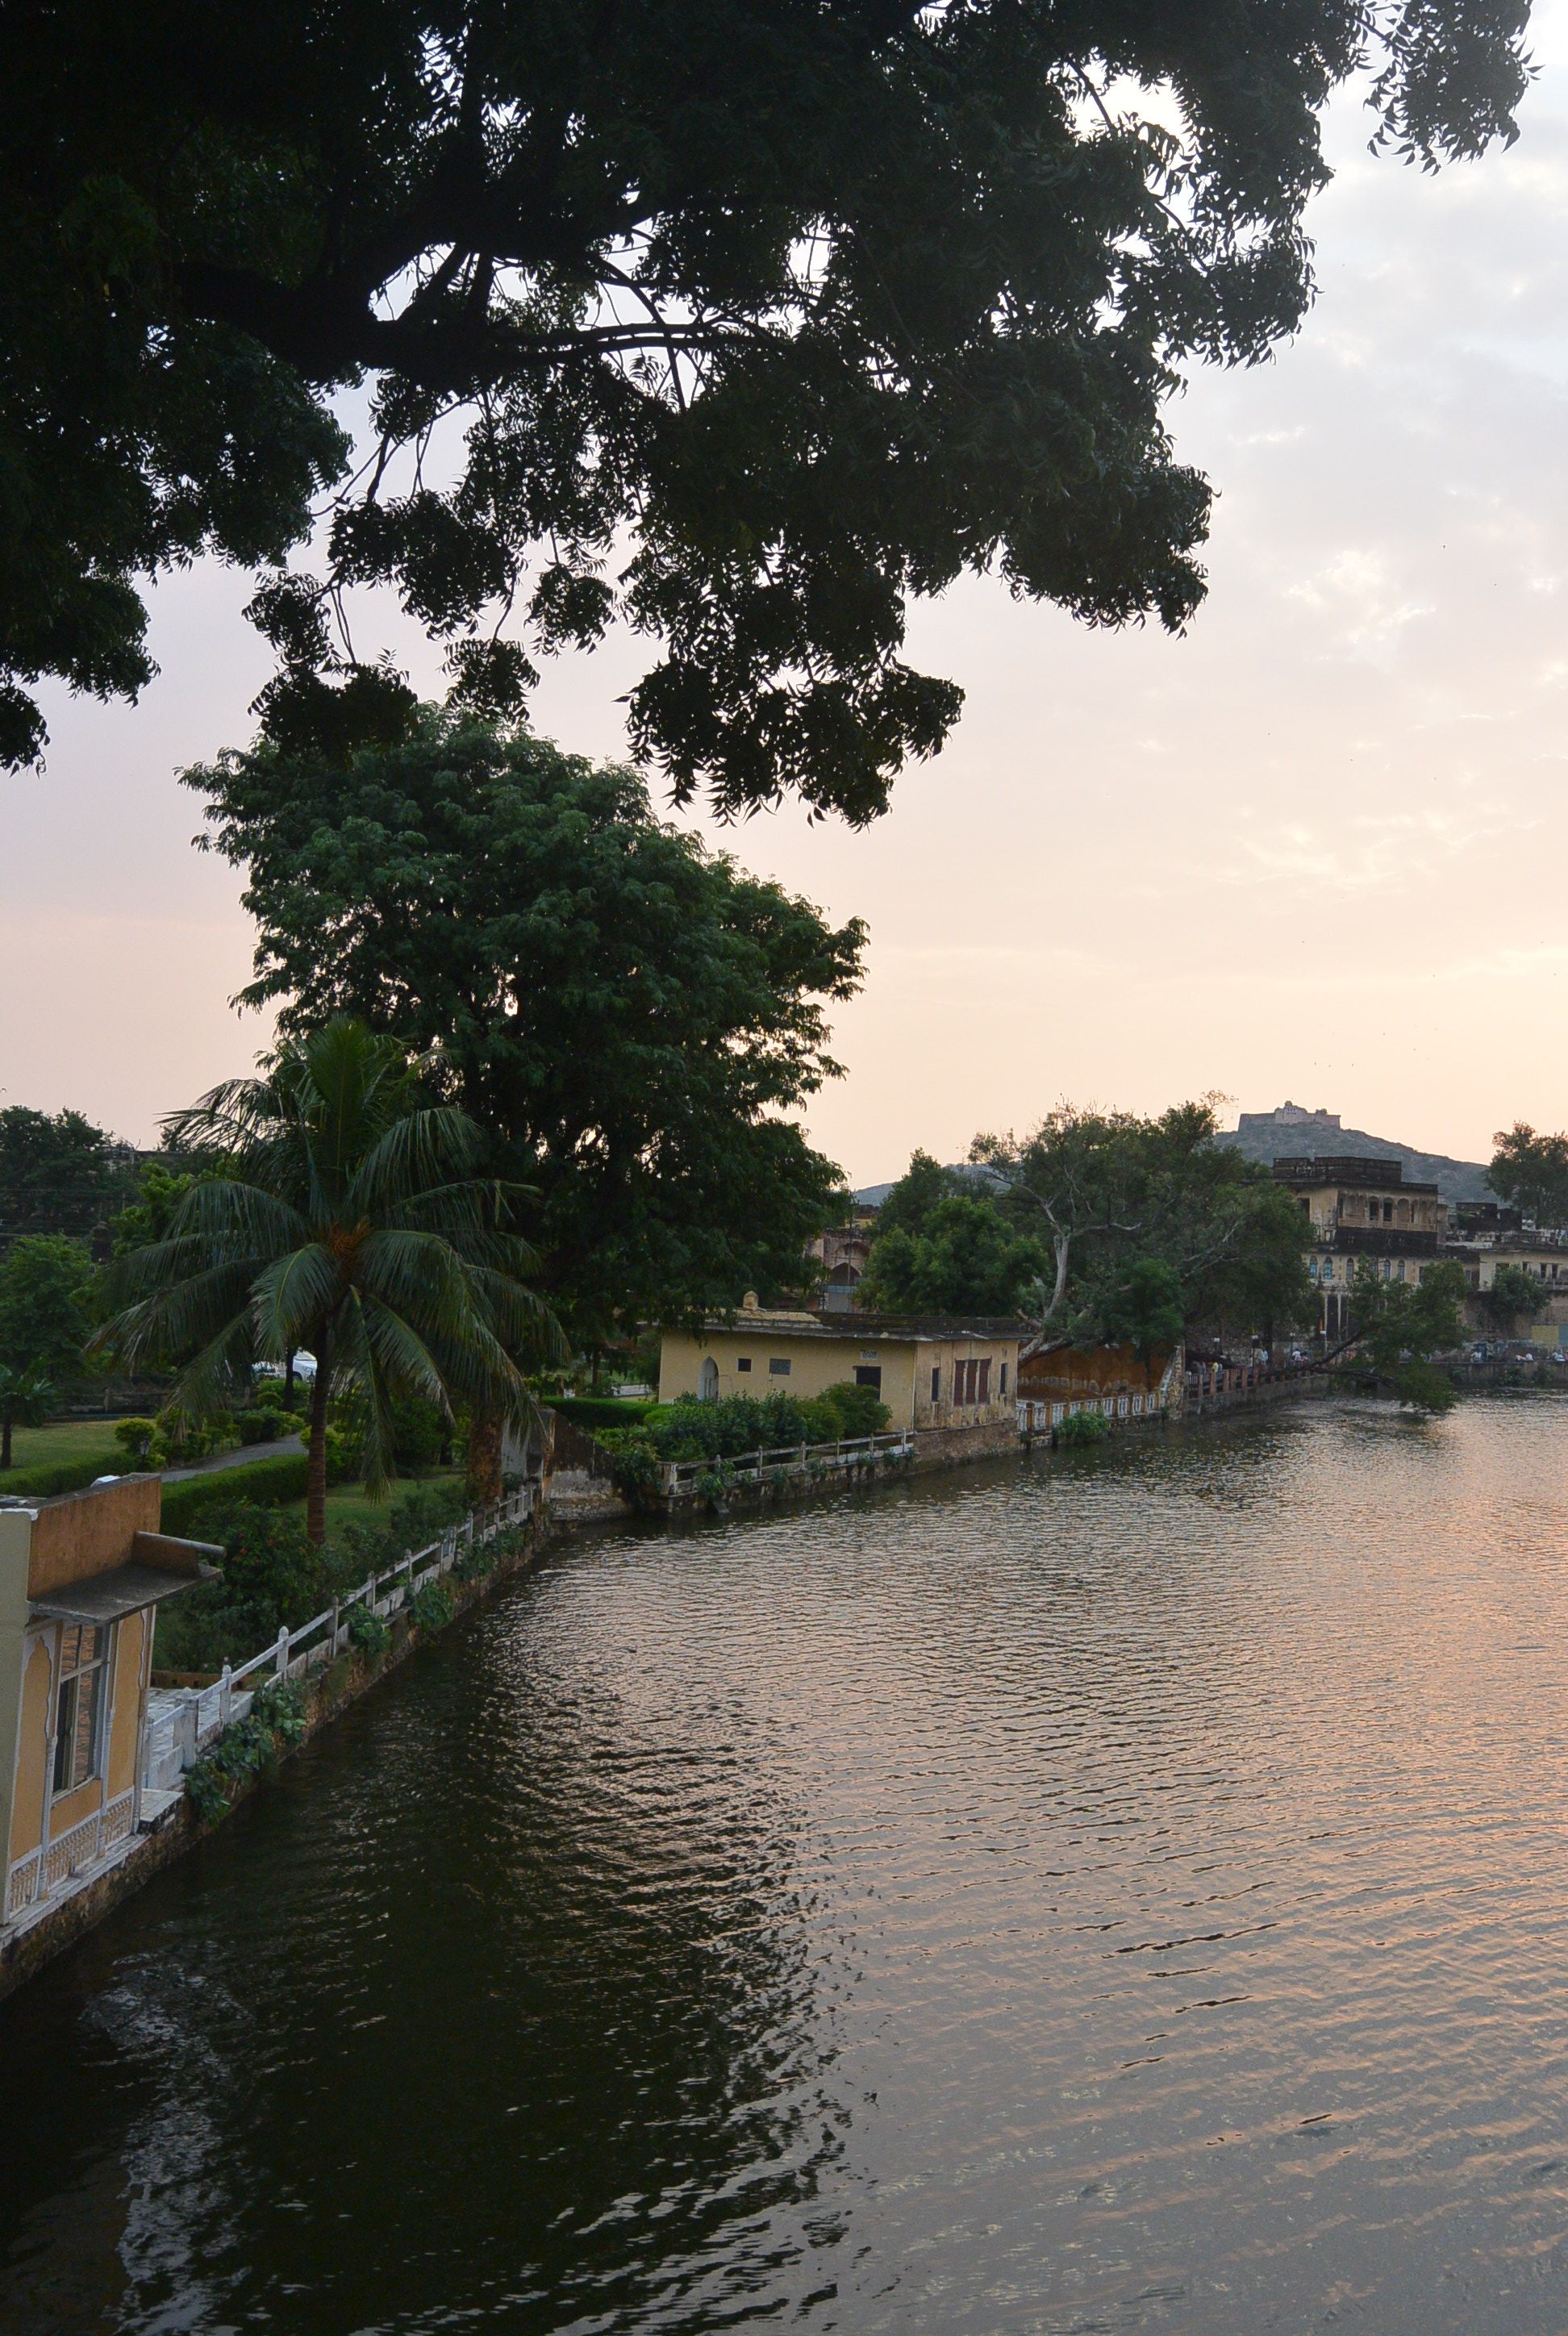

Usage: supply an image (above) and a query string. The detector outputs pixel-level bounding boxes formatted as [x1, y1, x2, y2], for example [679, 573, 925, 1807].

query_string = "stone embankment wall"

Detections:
[0, 1516, 552, 2005]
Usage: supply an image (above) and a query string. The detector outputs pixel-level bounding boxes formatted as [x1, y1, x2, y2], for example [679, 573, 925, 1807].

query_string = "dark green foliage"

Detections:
[334, 1478, 471, 1583]
[1056, 1408, 1110, 1448]
[1095, 1258, 1186, 1367]
[347, 1606, 391, 1661]
[407, 1581, 455, 1633]
[0, 1108, 135, 1241]
[111, 1161, 203, 1258]
[190, 720, 861, 1341]
[812, 1381, 893, 1440]
[0, 1235, 97, 1383]
[1349, 1260, 1469, 1396]
[874, 1153, 974, 1239]
[860, 1194, 1046, 1316]
[2, 4, 1528, 816]
[236, 1408, 293, 1445]
[607, 1382, 890, 1468]
[976, 1101, 1315, 1346]
[0, 1445, 115, 1500]
[250, 1677, 307, 1744]
[159, 1453, 309, 1537]
[102, 1016, 562, 1541]
[153, 1500, 345, 1673]
[1480, 1263, 1542, 1332]
[554, 1398, 658, 1433]
[1395, 1359, 1458, 1417]
[0, 1365, 54, 1473]
[1487, 1125, 1568, 1231]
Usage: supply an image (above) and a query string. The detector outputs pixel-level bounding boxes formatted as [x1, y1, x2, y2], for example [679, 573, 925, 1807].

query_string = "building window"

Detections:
[978, 1358, 991, 1402]
[54, 1625, 110, 1796]
[736, 1356, 753, 1372]
[931, 1366, 941, 1404]
[769, 1357, 791, 1375]
[853, 1365, 882, 1392]
[999, 1361, 1008, 1395]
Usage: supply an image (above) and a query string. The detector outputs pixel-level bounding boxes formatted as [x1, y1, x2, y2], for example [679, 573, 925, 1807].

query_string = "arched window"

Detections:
[699, 1358, 719, 1402]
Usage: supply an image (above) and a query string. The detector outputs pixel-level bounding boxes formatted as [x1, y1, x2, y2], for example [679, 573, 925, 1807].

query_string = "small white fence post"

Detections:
[275, 1625, 290, 1680]
[220, 1661, 232, 1729]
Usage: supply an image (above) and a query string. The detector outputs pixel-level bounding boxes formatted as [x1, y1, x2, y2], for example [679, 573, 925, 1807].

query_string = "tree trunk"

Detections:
[465, 1405, 503, 1509]
[305, 1337, 332, 1547]
[0, 1415, 10, 1470]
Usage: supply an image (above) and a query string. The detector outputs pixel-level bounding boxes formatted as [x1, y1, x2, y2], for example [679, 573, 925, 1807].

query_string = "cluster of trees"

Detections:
[6, 2, 1527, 819]
[1488, 1125, 1568, 1231]
[858, 1103, 1315, 1354]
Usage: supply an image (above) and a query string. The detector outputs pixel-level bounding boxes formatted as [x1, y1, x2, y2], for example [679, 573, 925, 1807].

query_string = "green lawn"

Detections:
[277, 1472, 469, 1533]
[2, 1418, 126, 1494]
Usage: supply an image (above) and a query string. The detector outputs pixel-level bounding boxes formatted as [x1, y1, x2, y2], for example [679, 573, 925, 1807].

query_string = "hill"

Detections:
[1216, 1103, 1491, 1203]
[854, 1105, 1495, 1208]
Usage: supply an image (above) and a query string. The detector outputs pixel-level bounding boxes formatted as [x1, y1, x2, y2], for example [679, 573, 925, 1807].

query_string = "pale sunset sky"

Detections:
[8, 12, 1568, 1186]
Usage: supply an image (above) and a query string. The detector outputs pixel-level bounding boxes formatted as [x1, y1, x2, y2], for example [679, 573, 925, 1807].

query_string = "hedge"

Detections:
[2, 1453, 122, 1500]
[160, 1453, 311, 1537]
[553, 1397, 657, 1433]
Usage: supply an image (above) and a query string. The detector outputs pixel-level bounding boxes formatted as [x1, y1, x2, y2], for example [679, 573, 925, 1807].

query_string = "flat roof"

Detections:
[698, 1310, 1026, 1342]
[31, 1556, 219, 1627]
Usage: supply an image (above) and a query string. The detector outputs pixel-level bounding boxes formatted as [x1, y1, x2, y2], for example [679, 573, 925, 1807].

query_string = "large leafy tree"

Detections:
[4, 2, 1529, 816]
[1487, 1124, 1568, 1231]
[857, 1192, 1048, 1316]
[187, 715, 862, 1343]
[1348, 1258, 1468, 1412]
[975, 1099, 1313, 1345]
[102, 1018, 562, 1541]
[0, 1108, 136, 1245]
[0, 1234, 98, 1386]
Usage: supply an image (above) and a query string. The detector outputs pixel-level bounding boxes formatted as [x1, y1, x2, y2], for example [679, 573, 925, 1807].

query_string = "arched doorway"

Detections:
[699, 1357, 719, 1402]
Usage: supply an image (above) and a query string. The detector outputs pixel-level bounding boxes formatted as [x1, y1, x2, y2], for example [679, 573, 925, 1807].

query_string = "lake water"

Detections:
[6, 1395, 1568, 2334]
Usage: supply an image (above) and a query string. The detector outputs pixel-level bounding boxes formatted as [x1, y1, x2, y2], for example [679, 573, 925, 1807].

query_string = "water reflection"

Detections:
[5, 1398, 1568, 2332]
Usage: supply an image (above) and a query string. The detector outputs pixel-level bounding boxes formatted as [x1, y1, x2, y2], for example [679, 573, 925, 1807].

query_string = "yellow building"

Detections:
[1272, 1155, 1449, 1341]
[658, 1296, 1022, 1446]
[2, 1476, 215, 1929]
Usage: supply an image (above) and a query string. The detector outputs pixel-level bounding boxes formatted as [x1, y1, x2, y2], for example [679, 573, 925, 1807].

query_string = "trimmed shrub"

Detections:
[1056, 1408, 1110, 1448]
[555, 1396, 657, 1433]
[159, 1452, 309, 1537]
[235, 1408, 298, 1445]
[114, 1416, 166, 1468]
[4, 1450, 127, 1499]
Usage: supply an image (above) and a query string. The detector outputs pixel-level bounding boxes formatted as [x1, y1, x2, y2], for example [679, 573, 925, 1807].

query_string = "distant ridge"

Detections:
[853, 1105, 1494, 1209]
[1216, 1103, 1491, 1204]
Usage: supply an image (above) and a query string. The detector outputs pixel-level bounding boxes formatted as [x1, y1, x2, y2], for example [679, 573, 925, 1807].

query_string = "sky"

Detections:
[8, 15, 1568, 1186]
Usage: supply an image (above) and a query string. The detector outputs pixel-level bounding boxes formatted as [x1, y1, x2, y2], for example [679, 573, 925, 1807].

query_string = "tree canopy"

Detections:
[857, 1191, 1048, 1316]
[104, 1016, 562, 1540]
[5, 1, 1530, 817]
[0, 1107, 135, 1245]
[0, 1234, 98, 1387]
[1487, 1124, 1568, 1230]
[187, 713, 862, 1341]
[975, 1099, 1313, 1344]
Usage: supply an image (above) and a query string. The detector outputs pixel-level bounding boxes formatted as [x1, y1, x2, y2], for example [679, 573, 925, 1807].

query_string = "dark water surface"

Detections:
[6, 1396, 1568, 2334]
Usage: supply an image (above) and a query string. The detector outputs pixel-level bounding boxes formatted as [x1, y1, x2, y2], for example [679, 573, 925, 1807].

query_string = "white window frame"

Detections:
[53, 1623, 112, 1798]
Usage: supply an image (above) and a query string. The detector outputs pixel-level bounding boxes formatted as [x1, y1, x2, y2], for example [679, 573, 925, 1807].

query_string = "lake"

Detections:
[5, 1395, 1568, 2334]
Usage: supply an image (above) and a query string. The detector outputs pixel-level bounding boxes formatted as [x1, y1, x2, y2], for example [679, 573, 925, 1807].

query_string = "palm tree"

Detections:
[0, 1366, 55, 1470]
[102, 1018, 563, 1543]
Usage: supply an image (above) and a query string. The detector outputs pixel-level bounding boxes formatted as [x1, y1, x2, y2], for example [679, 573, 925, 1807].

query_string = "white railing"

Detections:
[140, 1480, 539, 1797]
[661, 1430, 913, 1497]
[6, 1790, 136, 1924]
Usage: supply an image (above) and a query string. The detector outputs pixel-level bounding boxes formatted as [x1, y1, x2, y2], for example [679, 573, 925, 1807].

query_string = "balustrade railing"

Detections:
[660, 1430, 913, 1497]
[140, 1481, 538, 1800]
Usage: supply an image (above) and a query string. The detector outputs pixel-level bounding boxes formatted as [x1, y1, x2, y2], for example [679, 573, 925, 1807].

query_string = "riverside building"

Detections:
[1273, 1155, 1449, 1342]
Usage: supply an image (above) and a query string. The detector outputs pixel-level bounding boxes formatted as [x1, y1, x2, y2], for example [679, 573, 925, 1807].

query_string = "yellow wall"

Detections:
[8, 1634, 52, 1866]
[107, 1610, 147, 1803]
[660, 1323, 1020, 1433]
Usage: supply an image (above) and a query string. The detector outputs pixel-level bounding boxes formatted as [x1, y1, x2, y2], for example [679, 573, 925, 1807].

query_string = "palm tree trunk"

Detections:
[465, 1404, 503, 1508]
[306, 1335, 333, 1546]
[0, 1414, 10, 1470]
